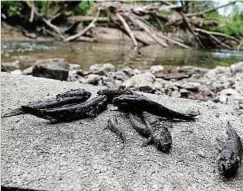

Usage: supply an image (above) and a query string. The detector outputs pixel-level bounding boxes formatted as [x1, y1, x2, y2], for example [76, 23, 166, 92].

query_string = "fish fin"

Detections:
[216, 137, 224, 151]
[141, 137, 152, 147]
[2, 108, 24, 118]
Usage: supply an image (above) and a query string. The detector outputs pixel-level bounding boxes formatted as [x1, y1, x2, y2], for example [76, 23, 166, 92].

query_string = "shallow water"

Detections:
[1, 41, 243, 70]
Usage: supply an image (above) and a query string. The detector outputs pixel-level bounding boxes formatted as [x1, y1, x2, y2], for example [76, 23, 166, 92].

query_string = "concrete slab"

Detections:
[1, 73, 243, 191]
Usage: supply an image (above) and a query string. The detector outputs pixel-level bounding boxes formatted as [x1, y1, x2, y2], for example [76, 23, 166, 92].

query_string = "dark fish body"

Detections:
[150, 121, 172, 153]
[56, 88, 91, 100]
[97, 87, 134, 103]
[217, 125, 243, 177]
[128, 113, 151, 137]
[113, 95, 196, 121]
[129, 112, 172, 153]
[2, 89, 91, 118]
[22, 95, 107, 122]
[107, 116, 126, 146]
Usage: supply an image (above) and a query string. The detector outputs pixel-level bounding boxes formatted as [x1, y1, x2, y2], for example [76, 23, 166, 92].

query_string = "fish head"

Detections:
[218, 149, 239, 176]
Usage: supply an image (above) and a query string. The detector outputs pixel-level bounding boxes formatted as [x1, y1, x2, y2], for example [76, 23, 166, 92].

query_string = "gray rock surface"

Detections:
[32, 58, 70, 81]
[122, 72, 155, 93]
[80, 74, 101, 85]
[89, 63, 116, 75]
[150, 65, 164, 74]
[1, 73, 243, 191]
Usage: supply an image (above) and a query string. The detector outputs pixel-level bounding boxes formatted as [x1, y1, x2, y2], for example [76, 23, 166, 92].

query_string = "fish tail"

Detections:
[2, 108, 24, 118]
[21, 106, 49, 120]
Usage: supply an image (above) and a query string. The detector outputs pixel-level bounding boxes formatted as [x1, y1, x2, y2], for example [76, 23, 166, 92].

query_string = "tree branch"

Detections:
[116, 12, 138, 47]
[64, 11, 100, 42]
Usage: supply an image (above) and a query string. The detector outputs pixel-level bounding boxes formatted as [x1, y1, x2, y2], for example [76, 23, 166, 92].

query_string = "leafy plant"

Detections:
[76, 0, 94, 15]
[2, 1, 23, 16]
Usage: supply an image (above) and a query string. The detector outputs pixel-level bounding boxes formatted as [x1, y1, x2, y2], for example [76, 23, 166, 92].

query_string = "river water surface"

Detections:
[2, 41, 243, 70]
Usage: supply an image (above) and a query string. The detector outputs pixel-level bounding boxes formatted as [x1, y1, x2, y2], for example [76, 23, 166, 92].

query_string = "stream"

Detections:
[1, 41, 243, 71]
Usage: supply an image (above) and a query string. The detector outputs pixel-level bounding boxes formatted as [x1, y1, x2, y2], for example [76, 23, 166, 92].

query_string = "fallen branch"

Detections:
[130, 15, 168, 47]
[64, 11, 100, 42]
[194, 28, 240, 42]
[157, 33, 190, 49]
[209, 34, 232, 49]
[25, 1, 64, 39]
[68, 16, 118, 23]
[108, 12, 150, 46]
[196, 29, 233, 49]
[237, 39, 243, 51]
[29, 6, 35, 23]
[116, 12, 138, 47]
[78, 36, 97, 42]
[179, 12, 205, 48]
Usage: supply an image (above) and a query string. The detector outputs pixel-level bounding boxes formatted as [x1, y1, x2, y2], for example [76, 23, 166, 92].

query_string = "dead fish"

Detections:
[217, 122, 243, 177]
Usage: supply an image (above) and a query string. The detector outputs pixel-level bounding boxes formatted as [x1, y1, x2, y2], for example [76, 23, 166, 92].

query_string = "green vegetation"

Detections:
[1, 1, 95, 18]
[205, 4, 243, 38]
[1, 1, 23, 16]
[76, 0, 94, 15]
[211, 13, 243, 37]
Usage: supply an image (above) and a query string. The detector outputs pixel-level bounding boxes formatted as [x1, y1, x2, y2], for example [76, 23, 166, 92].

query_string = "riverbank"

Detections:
[1, 73, 243, 190]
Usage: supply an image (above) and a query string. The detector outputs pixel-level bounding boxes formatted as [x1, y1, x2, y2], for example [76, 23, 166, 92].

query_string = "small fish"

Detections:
[113, 94, 197, 121]
[2, 89, 91, 118]
[217, 122, 243, 177]
[107, 116, 126, 147]
[128, 112, 151, 138]
[97, 87, 134, 103]
[22, 95, 107, 123]
[129, 112, 172, 153]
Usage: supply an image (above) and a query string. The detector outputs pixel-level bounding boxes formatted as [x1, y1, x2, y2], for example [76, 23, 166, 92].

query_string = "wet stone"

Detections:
[32, 58, 70, 81]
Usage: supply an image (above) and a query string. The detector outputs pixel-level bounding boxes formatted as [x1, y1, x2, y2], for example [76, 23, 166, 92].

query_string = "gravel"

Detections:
[1, 73, 243, 191]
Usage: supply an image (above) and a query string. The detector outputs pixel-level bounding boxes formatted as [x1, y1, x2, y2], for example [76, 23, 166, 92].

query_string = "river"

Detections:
[1, 41, 243, 70]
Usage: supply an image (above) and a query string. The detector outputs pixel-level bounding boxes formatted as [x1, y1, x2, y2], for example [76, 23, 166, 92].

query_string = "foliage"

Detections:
[1, 1, 23, 16]
[205, 4, 243, 38]
[75, 0, 94, 15]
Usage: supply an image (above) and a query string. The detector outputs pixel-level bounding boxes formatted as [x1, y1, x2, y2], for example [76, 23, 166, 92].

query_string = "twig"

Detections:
[116, 12, 138, 47]
[64, 11, 100, 42]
